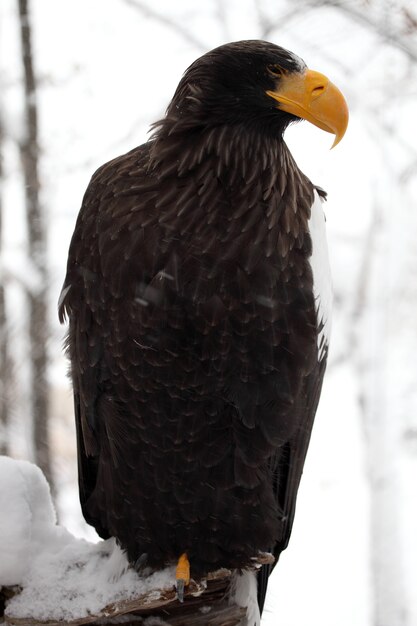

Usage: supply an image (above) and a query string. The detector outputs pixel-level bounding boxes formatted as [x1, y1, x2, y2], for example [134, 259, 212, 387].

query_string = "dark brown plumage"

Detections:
[59, 40, 346, 619]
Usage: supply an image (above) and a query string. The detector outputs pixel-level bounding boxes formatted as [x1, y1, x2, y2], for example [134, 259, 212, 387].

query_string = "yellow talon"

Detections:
[175, 552, 190, 602]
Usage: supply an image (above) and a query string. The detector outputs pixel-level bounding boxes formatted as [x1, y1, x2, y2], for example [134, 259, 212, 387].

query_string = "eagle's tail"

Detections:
[229, 569, 260, 626]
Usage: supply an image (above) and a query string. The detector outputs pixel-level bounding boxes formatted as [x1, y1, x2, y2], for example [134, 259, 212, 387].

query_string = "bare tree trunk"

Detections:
[17, 0, 53, 489]
[0, 112, 11, 457]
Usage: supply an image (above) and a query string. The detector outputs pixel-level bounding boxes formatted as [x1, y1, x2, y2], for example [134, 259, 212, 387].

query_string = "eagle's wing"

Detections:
[257, 188, 331, 611]
[257, 350, 327, 612]
[58, 144, 152, 536]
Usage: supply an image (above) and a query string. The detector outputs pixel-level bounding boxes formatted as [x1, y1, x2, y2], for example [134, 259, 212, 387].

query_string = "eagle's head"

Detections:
[167, 40, 348, 147]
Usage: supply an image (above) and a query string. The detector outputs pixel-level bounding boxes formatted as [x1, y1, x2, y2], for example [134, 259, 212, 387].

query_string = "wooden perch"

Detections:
[2, 554, 274, 626]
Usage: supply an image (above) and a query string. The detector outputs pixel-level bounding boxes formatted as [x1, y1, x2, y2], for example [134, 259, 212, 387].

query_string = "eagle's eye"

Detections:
[267, 64, 285, 78]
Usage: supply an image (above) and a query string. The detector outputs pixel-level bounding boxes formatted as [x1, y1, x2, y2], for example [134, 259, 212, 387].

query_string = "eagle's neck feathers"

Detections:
[148, 120, 314, 267]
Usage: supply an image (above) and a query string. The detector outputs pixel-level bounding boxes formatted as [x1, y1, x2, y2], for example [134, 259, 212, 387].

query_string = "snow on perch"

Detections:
[0, 457, 271, 625]
[0, 457, 174, 623]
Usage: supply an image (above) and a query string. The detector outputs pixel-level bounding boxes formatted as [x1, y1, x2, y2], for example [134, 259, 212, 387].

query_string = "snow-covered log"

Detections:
[2, 576, 247, 625]
[0, 457, 272, 626]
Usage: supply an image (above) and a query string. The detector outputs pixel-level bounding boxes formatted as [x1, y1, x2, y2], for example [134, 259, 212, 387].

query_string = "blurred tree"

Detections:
[16, 0, 53, 490]
[0, 111, 11, 457]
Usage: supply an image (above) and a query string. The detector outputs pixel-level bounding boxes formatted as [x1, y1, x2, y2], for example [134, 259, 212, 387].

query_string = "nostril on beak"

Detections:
[312, 85, 326, 99]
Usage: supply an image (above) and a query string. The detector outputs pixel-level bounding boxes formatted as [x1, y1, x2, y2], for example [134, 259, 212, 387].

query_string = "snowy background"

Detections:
[1, 1, 417, 625]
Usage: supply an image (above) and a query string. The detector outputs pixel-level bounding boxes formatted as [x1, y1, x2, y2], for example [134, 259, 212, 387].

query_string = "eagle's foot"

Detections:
[175, 552, 190, 603]
[250, 551, 275, 567]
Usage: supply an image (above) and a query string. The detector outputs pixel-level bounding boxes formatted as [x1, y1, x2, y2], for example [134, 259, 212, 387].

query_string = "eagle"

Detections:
[59, 40, 348, 623]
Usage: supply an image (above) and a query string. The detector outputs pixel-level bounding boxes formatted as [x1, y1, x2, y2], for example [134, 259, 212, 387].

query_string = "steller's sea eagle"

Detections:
[59, 40, 348, 624]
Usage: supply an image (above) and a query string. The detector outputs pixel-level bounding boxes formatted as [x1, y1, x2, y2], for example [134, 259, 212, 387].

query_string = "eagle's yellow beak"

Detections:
[266, 69, 349, 148]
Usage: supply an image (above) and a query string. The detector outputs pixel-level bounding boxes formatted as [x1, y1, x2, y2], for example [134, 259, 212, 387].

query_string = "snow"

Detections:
[0, 456, 175, 622]
[0, 456, 56, 587]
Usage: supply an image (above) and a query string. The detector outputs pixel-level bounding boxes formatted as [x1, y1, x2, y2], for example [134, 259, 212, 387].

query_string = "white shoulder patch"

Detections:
[229, 570, 260, 626]
[308, 190, 332, 360]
